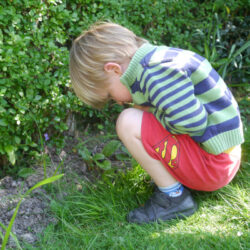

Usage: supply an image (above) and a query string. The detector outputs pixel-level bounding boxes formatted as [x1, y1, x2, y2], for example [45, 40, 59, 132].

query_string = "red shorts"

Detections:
[141, 112, 241, 191]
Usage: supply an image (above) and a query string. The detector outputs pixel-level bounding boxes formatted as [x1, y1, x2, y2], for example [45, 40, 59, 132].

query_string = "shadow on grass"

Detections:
[127, 229, 249, 250]
[27, 212, 249, 250]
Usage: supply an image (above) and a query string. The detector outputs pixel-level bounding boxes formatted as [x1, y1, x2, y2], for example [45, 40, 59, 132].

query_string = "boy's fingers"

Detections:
[133, 105, 150, 112]
[120, 102, 150, 112]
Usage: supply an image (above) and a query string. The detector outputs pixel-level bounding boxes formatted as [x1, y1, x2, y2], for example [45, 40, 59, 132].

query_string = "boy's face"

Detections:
[104, 62, 132, 105]
[106, 77, 132, 105]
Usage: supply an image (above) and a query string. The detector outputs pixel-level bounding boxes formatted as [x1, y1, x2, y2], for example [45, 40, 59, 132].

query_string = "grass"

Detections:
[22, 156, 249, 249]
[18, 102, 250, 250]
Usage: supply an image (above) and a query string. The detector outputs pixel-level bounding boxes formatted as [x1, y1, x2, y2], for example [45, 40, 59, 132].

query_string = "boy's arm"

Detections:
[147, 68, 208, 136]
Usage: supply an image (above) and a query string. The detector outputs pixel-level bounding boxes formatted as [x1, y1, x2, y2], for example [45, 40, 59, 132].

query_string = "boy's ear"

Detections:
[104, 62, 122, 75]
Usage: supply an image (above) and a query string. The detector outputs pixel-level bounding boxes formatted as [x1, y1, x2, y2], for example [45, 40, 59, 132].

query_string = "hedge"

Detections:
[0, 0, 248, 168]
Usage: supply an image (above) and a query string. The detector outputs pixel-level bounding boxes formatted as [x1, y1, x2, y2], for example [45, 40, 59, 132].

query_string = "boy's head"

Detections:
[69, 22, 147, 108]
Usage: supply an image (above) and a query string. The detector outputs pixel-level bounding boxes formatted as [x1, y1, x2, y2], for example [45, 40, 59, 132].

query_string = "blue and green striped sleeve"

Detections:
[143, 54, 208, 136]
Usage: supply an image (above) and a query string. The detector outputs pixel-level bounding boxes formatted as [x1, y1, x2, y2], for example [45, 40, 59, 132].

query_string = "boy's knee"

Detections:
[116, 108, 136, 135]
[116, 108, 143, 139]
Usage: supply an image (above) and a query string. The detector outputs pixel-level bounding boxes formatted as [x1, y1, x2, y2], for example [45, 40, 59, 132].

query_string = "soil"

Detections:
[0, 132, 117, 249]
[0, 175, 56, 248]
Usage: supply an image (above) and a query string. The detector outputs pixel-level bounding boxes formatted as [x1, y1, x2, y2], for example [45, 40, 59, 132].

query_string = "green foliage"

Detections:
[102, 140, 121, 158]
[190, 11, 250, 85]
[0, 0, 249, 167]
[0, 0, 80, 166]
[77, 139, 129, 171]
[17, 167, 35, 178]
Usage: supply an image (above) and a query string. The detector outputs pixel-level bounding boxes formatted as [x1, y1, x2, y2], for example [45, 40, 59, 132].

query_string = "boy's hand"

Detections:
[133, 104, 151, 112]
[121, 102, 151, 112]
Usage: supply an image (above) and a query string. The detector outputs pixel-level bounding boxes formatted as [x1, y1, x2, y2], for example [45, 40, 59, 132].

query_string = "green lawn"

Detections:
[24, 149, 249, 249]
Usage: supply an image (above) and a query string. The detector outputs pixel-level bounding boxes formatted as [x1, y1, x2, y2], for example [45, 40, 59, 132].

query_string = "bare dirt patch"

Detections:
[0, 134, 102, 248]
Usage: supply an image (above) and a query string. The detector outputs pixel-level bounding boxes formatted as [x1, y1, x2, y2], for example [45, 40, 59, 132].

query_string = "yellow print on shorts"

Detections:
[154, 135, 180, 169]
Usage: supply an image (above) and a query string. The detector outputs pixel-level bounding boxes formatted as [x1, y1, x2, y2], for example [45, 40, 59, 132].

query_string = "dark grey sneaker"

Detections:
[127, 187, 197, 224]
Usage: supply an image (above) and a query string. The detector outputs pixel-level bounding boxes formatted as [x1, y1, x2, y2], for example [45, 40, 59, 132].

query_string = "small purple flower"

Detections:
[44, 133, 49, 141]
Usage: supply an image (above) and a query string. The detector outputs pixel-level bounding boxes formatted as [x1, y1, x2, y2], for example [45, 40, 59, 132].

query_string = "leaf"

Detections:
[93, 153, 105, 161]
[212, 58, 228, 67]
[96, 159, 111, 170]
[0, 119, 8, 126]
[14, 136, 21, 144]
[225, 5, 230, 15]
[0, 221, 22, 250]
[204, 41, 210, 60]
[34, 95, 42, 101]
[18, 168, 35, 178]
[26, 88, 34, 100]
[102, 140, 121, 157]
[4, 145, 16, 165]
[232, 41, 250, 59]
[121, 146, 131, 155]
[115, 153, 130, 161]
[78, 147, 92, 162]
[30, 142, 38, 147]
[220, 41, 250, 78]
[0, 106, 6, 113]
[28, 174, 64, 193]
[228, 44, 236, 59]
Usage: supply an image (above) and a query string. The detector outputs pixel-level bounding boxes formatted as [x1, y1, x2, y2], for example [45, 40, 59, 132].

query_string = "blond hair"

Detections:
[69, 22, 147, 108]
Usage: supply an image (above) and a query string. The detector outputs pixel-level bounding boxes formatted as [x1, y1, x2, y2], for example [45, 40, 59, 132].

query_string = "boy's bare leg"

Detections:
[116, 108, 197, 224]
[116, 108, 177, 187]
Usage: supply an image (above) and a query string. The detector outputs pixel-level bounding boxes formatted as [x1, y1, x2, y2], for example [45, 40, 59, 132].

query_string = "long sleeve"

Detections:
[145, 65, 208, 136]
[120, 43, 244, 154]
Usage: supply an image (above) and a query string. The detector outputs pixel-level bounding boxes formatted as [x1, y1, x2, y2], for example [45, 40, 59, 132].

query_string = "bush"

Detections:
[0, 1, 75, 167]
[0, 0, 248, 168]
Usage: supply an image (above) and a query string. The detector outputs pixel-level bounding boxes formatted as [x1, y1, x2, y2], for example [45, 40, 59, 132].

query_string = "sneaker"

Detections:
[127, 187, 197, 224]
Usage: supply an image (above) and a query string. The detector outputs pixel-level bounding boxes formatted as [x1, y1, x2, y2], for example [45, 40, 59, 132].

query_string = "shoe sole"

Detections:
[158, 201, 198, 222]
[127, 201, 198, 224]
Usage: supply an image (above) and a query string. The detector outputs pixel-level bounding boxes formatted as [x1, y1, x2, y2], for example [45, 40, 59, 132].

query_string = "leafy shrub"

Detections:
[1, 1, 71, 166]
[0, 0, 249, 168]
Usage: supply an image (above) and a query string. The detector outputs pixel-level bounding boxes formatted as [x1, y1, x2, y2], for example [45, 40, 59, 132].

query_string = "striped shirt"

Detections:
[120, 43, 244, 154]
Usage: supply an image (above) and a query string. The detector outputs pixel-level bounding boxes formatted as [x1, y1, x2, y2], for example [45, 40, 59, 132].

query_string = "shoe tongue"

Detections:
[152, 191, 171, 207]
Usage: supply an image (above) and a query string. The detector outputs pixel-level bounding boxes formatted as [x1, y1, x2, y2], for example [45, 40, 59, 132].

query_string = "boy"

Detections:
[69, 22, 244, 224]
